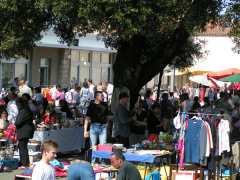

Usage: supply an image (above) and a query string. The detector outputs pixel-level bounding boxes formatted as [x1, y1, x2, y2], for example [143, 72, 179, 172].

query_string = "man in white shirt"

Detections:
[18, 80, 32, 97]
[32, 140, 58, 180]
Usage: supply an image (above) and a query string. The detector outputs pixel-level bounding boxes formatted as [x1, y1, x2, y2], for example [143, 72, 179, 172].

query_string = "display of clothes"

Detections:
[218, 119, 231, 155]
[175, 112, 231, 168]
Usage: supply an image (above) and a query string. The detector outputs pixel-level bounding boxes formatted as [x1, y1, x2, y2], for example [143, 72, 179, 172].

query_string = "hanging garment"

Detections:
[173, 112, 181, 130]
[177, 113, 187, 168]
[203, 121, 213, 157]
[184, 117, 208, 164]
[218, 119, 230, 155]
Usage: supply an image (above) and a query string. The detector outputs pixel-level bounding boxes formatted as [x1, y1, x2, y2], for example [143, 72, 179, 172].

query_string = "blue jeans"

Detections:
[90, 123, 107, 146]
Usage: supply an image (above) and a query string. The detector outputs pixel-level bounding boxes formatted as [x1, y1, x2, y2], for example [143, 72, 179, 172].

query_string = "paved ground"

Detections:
[0, 170, 68, 180]
[0, 153, 84, 180]
[0, 169, 22, 180]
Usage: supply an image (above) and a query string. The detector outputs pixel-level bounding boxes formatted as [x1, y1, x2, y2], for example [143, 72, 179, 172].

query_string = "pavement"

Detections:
[0, 153, 84, 180]
[0, 169, 22, 180]
[0, 170, 68, 180]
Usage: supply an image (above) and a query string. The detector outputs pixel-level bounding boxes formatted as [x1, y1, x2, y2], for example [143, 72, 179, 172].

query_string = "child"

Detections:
[0, 109, 9, 130]
[32, 140, 58, 180]
[42, 108, 57, 125]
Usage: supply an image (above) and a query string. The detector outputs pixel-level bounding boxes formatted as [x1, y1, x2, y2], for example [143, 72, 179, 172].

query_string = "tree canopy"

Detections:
[1, 0, 223, 56]
[225, 0, 240, 49]
[1, 0, 236, 107]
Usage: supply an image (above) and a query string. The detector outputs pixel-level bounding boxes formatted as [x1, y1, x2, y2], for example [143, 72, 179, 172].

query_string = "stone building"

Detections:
[0, 31, 116, 89]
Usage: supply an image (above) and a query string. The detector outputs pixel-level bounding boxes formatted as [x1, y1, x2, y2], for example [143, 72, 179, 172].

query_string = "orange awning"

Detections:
[207, 68, 240, 79]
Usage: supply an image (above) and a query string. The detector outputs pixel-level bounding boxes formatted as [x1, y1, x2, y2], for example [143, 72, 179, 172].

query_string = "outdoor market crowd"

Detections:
[0, 78, 240, 180]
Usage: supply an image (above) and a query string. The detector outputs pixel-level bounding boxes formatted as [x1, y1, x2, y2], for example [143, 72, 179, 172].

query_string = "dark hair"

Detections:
[181, 93, 189, 101]
[145, 89, 152, 98]
[162, 93, 168, 100]
[34, 87, 42, 93]
[112, 150, 125, 161]
[151, 103, 161, 110]
[193, 96, 199, 102]
[22, 93, 31, 101]
[204, 97, 209, 105]
[220, 92, 226, 98]
[10, 86, 17, 93]
[0, 108, 8, 116]
[83, 82, 88, 88]
[119, 92, 129, 100]
[95, 91, 103, 98]
[16, 97, 29, 110]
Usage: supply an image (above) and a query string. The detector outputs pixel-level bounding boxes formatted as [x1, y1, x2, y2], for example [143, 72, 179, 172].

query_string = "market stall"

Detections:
[33, 127, 84, 153]
[92, 149, 171, 164]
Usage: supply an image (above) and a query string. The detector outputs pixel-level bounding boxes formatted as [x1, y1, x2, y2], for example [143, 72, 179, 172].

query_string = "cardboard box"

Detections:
[28, 143, 41, 152]
[29, 152, 41, 164]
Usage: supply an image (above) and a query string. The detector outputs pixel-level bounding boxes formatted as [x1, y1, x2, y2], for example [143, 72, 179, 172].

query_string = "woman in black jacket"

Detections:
[15, 97, 34, 167]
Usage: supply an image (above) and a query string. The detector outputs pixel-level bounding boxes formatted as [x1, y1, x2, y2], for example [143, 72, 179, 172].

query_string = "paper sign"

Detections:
[175, 172, 196, 180]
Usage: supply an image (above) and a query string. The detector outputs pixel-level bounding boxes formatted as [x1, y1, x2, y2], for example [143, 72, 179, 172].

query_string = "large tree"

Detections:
[225, 0, 240, 50]
[0, 0, 224, 108]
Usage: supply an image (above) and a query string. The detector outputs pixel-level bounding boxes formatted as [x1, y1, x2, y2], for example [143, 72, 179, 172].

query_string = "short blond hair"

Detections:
[40, 140, 58, 152]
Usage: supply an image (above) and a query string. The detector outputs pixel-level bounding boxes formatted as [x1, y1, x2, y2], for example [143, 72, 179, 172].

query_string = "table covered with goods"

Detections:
[0, 109, 85, 173]
[0, 124, 19, 172]
[33, 109, 85, 153]
[92, 132, 175, 180]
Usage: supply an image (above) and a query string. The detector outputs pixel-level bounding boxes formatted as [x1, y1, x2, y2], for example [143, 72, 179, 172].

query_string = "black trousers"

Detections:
[115, 136, 129, 148]
[18, 138, 29, 166]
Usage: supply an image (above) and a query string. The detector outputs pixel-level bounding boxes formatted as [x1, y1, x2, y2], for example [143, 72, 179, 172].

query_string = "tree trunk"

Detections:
[156, 70, 164, 102]
[112, 28, 191, 110]
[112, 37, 167, 110]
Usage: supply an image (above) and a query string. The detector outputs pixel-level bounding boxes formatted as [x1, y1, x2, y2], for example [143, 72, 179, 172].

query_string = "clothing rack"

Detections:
[177, 111, 232, 180]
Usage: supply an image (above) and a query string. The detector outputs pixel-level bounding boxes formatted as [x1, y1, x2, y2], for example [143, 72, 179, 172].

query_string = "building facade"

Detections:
[0, 31, 116, 89]
[161, 26, 240, 90]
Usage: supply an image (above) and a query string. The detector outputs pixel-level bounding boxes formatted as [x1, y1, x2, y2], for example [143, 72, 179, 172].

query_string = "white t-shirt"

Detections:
[218, 119, 230, 155]
[32, 161, 55, 180]
[19, 84, 33, 97]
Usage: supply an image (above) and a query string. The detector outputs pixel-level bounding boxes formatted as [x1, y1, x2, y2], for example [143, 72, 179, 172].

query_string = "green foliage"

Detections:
[0, 0, 52, 57]
[225, 0, 240, 50]
[0, 0, 223, 67]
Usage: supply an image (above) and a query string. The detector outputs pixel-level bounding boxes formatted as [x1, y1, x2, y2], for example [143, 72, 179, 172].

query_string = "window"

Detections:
[79, 51, 90, 83]
[101, 53, 109, 64]
[40, 58, 50, 86]
[2, 63, 14, 88]
[100, 53, 111, 83]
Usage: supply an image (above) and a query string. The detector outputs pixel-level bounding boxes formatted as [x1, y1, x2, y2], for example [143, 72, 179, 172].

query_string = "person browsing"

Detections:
[32, 140, 58, 180]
